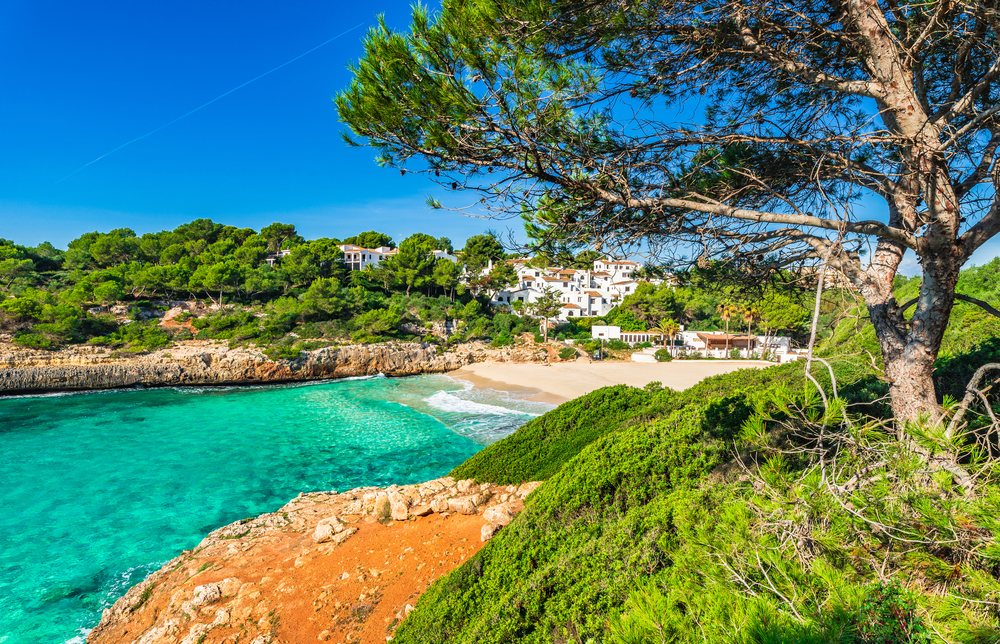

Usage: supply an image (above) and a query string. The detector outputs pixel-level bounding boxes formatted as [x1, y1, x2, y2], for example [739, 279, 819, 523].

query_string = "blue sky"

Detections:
[0, 0, 514, 250]
[1, 0, 996, 274]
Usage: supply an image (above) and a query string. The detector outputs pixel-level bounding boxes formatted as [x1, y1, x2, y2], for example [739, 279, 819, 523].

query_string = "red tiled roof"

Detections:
[562, 303, 582, 309]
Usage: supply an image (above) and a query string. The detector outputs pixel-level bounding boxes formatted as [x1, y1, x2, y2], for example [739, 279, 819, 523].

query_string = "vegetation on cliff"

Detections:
[0, 225, 542, 352]
[396, 324, 1000, 643]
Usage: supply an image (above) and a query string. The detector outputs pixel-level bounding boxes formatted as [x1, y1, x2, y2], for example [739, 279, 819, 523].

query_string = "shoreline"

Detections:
[450, 360, 770, 403]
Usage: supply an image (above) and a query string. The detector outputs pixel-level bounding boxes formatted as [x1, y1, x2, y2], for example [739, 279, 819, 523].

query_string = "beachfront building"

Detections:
[491, 258, 646, 319]
[337, 244, 457, 271]
[593, 325, 802, 361]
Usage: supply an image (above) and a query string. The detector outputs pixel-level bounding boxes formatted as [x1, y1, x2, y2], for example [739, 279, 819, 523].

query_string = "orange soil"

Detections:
[92, 504, 505, 644]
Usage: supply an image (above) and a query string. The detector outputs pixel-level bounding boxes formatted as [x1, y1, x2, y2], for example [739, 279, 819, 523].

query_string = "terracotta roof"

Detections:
[696, 333, 755, 341]
[541, 276, 565, 281]
[585, 291, 602, 297]
[562, 303, 582, 309]
[612, 280, 636, 285]
[557, 269, 577, 274]
[592, 271, 611, 276]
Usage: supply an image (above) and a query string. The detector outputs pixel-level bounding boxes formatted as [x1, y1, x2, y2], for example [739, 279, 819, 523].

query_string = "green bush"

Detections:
[450, 386, 673, 484]
[557, 347, 577, 360]
[607, 339, 629, 350]
[855, 582, 932, 644]
[655, 348, 672, 362]
[263, 345, 302, 361]
[88, 320, 171, 353]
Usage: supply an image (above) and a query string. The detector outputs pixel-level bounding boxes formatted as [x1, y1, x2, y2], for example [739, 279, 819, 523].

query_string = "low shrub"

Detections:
[655, 348, 672, 362]
[557, 347, 577, 360]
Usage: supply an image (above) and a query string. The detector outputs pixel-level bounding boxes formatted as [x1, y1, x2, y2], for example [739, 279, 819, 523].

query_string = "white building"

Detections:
[593, 326, 800, 360]
[490, 258, 646, 320]
[337, 244, 456, 270]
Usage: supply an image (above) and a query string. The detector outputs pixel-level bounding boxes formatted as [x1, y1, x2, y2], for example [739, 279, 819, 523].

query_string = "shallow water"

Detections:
[0, 375, 550, 644]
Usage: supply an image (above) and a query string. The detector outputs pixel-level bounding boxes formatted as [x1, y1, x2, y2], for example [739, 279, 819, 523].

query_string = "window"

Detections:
[625, 287, 630, 292]
[577, 297, 582, 302]
[568, 311, 574, 316]
[518, 297, 524, 301]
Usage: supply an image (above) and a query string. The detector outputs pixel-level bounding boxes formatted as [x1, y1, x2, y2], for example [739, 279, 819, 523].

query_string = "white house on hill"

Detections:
[491, 258, 645, 319]
[338, 244, 457, 270]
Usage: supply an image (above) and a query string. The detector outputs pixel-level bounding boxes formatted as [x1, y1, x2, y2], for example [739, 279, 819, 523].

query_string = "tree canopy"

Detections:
[337, 0, 1000, 422]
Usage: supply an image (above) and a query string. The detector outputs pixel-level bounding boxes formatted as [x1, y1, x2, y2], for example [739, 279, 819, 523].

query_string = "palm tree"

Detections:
[648, 319, 681, 356]
[742, 307, 761, 358]
[718, 303, 733, 358]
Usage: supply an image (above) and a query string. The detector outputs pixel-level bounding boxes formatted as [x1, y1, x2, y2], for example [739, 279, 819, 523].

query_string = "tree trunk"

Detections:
[863, 251, 961, 428]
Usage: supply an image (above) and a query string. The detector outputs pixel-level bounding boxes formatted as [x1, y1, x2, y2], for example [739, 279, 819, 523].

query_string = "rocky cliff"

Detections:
[86, 476, 540, 644]
[0, 341, 472, 394]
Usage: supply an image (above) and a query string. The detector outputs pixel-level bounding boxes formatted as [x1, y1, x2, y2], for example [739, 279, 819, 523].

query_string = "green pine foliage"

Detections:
[394, 349, 1000, 644]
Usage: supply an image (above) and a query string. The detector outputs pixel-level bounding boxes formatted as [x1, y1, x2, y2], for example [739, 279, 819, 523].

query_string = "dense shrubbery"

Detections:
[397, 335, 1000, 644]
[0, 224, 535, 352]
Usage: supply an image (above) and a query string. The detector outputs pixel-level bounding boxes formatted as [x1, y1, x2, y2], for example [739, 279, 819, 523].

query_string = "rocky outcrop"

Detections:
[87, 476, 541, 644]
[0, 340, 472, 394]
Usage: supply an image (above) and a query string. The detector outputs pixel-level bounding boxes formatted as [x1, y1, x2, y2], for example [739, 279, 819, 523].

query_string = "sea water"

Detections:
[0, 375, 550, 644]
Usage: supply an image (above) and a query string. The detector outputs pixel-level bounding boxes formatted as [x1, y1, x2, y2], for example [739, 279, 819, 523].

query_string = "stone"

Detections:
[448, 496, 478, 515]
[318, 630, 332, 641]
[388, 491, 410, 521]
[180, 624, 213, 644]
[483, 505, 513, 526]
[411, 505, 433, 517]
[457, 479, 478, 493]
[373, 495, 392, 520]
[191, 583, 222, 606]
[517, 481, 542, 498]
[219, 577, 242, 597]
[313, 523, 337, 543]
[343, 500, 363, 515]
[213, 608, 232, 624]
[481, 523, 503, 541]
[332, 527, 357, 544]
[429, 497, 450, 513]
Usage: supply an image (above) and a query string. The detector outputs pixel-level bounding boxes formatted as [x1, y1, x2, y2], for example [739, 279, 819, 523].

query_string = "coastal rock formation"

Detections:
[87, 476, 540, 644]
[0, 340, 472, 394]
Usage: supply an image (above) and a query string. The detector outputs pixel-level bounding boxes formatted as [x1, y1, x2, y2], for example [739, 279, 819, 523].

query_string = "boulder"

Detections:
[411, 505, 433, 517]
[218, 577, 242, 597]
[332, 527, 357, 545]
[483, 505, 513, 526]
[481, 523, 503, 542]
[373, 495, 392, 520]
[190, 583, 221, 607]
[388, 491, 410, 521]
[429, 497, 450, 513]
[457, 479, 478, 493]
[448, 496, 478, 515]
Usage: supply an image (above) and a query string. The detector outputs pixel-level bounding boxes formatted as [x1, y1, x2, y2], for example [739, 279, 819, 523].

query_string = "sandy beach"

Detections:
[450, 360, 768, 405]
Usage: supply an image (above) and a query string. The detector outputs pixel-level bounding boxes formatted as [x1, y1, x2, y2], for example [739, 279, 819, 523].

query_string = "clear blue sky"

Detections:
[0, 0, 514, 250]
[1, 1, 996, 274]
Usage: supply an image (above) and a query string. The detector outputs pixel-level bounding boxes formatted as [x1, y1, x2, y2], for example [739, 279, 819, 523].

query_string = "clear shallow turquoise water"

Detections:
[0, 375, 550, 644]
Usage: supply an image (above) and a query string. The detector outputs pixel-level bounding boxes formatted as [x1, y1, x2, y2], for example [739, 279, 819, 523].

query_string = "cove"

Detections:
[0, 375, 547, 644]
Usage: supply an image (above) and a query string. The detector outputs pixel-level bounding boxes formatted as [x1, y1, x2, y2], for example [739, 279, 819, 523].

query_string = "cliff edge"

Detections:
[87, 476, 539, 644]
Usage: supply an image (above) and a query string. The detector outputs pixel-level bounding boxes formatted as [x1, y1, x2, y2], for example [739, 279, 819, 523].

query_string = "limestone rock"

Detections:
[388, 492, 410, 521]
[483, 505, 513, 526]
[429, 497, 450, 513]
[411, 505, 433, 517]
[219, 577, 242, 597]
[456, 479, 478, 493]
[481, 523, 503, 541]
[332, 527, 357, 544]
[448, 496, 478, 515]
[191, 583, 221, 606]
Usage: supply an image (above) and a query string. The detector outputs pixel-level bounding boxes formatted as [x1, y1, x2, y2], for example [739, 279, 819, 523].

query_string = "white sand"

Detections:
[450, 360, 767, 404]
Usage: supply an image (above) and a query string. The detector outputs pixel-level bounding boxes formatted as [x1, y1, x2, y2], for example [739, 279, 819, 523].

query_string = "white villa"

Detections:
[491, 258, 643, 320]
[592, 325, 803, 362]
[337, 244, 457, 270]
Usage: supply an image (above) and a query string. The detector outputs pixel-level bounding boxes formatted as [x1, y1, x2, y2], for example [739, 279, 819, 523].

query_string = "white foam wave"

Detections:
[64, 630, 91, 644]
[335, 373, 386, 382]
[424, 391, 538, 417]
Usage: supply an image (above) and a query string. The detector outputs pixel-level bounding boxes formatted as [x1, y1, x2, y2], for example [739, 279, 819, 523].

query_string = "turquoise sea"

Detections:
[0, 374, 550, 644]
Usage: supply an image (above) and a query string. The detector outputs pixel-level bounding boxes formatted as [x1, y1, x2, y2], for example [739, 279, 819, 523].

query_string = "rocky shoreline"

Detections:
[87, 476, 540, 644]
[0, 339, 560, 395]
